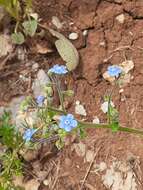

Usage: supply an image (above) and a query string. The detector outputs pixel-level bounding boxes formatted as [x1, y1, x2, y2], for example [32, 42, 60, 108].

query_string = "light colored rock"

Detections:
[32, 69, 51, 97]
[93, 116, 100, 124]
[43, 179, 49, 186]
[99, 41, 106, 47]
[82, 30, 88, 36]
[119, 89, 124, 93]
[69, 32, 79, 40]
[116, 14, 125, 24]
[52, 16, 63, 29]
[120, 60, 134, 74]
[101, 101, 115, 113]
[75, 101, 87, 116]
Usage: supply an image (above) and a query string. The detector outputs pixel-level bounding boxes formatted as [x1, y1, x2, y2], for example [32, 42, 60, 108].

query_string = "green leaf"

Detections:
[22, 19, 37, 37]
[11, 32, 25, 45]
[49, 29, 79, 71]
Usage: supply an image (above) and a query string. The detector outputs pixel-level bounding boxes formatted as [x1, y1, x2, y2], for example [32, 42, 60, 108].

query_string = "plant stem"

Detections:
[79, 121, 143, 137]
[41, 105, 143, 137]
[52, 75, 66, 112]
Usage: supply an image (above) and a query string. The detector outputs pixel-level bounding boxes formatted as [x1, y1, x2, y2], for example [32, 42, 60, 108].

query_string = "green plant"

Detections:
[0, 112, 23, 190]
[0, 0, 38, 44]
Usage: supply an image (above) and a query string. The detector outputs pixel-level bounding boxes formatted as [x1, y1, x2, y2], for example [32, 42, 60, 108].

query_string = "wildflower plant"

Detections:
[1, 64, 143, 189]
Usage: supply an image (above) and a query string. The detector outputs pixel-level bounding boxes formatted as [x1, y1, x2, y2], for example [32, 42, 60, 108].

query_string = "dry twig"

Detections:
[80, 146, 102, 190]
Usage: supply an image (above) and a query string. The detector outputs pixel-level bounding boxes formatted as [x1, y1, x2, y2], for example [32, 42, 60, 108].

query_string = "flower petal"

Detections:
[71, 119, 78, 128]
[64, 125, 72, 132]
[67, 114, 74, 120]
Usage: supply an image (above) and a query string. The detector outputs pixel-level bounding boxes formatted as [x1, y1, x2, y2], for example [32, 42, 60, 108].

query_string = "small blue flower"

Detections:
[107, 65, 122, 77]
[59, 114, 78, 132]
[36, 95, 45, 106]
[23, 129, 37, 142]
[48, 64, 68, 75]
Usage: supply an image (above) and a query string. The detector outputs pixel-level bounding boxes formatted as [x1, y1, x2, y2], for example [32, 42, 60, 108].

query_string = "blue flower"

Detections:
[48, 64, 68, 75]
[36, 95, 45, 106]
[59, 114, 78, 132]
[107, 65, 122, 77]
[23, 129, 37, 142]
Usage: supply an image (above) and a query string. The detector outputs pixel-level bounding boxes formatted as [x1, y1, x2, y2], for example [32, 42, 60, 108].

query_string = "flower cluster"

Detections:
[59, 114, 78, 132]
[23, 128, 37, 142]
[107, 65, 122, 77]
[48, 64, 68, 75]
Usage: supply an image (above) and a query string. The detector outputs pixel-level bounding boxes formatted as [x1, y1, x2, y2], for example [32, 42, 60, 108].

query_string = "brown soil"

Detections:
[1, 0, 143, 189]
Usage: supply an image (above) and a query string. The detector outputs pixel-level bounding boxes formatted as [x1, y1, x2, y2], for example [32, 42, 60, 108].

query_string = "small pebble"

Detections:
[43, 180, 49, 186]
[99, 41, 106, 47]
[75, 101, 87, 116]
[93, 116, 100, 124]
[69, 32, 79, 40]
[119, 89, 124, 93]
[82, 30, 88, 36]
[116, 14, 125, 24]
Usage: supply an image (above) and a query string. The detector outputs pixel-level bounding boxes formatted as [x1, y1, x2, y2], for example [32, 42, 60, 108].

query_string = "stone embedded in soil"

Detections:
[52, 16, 63, 29]
[82, 30, 88, 36]
[116, 14, 125, 24]
[68, 32, 79, 40]
[32, 69, 51, 97]
[92, 116, 100, 124]
[75, 101, 87, 116]
[120, 60, 134, 74]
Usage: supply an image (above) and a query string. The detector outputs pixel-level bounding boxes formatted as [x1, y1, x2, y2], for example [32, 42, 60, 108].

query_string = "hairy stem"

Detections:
[42, 105, 143, 137]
